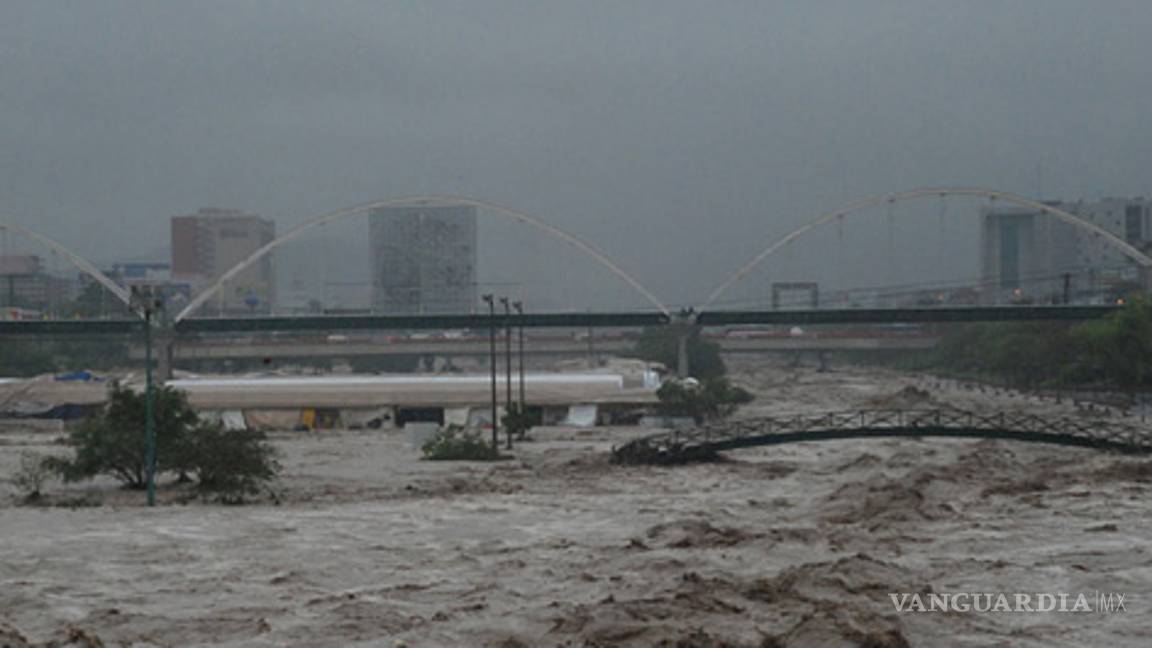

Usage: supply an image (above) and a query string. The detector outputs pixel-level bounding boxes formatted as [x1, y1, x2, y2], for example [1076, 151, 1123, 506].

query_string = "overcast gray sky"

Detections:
[2, 1, 1150, 309]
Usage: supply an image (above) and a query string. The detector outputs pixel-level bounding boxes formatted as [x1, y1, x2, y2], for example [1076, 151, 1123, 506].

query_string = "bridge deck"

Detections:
[0, 305, 1120, 337]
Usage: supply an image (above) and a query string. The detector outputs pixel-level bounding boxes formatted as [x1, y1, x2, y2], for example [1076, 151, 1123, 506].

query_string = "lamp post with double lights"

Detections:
[481, 294, 498, 449]
[129, 285, 163, 507]
[499, 297, 513, 449]
[513, 301, 525, 411]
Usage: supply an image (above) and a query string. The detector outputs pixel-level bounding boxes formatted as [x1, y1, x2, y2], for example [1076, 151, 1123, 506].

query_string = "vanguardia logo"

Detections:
[889, 591, 1128, 614]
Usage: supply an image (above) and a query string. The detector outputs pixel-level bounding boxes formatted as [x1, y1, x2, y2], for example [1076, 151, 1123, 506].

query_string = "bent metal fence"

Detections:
[612, 409, 1152, 465]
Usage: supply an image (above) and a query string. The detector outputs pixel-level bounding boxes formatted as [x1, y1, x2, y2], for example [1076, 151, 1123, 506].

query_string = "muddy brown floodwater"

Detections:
[2, 360, 1150, 647]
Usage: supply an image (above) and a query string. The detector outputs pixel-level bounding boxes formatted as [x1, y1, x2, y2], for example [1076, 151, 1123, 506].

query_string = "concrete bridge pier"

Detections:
[816, 350, 829, 372]
[672, 311, 699, 378]
[677, 332, 689, 378]
[155, 329, 176, 382]
[786, 351, 800, 368]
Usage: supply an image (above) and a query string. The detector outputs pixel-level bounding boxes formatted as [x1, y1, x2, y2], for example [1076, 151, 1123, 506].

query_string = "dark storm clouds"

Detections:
[1, 1, 1150, 307]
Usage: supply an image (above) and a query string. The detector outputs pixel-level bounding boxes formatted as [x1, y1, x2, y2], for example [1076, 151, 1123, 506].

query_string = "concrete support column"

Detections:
[671, 310, 698, 378]
[154, 330, 175, 382]
[676, 331, 689, 378]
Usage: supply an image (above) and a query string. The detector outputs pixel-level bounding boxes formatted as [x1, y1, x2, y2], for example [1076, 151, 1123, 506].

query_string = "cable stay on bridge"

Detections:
[703, 187, 1152, 310]
[937, 193, 948, 267]
[705, 263, 1136, 311]
[612, 409, 1152, 464]
[886, 199, 896, 289]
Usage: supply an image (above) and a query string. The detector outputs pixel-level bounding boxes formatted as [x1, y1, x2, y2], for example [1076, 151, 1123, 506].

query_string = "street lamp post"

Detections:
[586, 317, 595, 367]
[513, 301, 525, 410]
[500, 297, 513, 449]
[482, 294, 498, 449]
[143, 306, 156, 506]
[130, 286, 162, 507]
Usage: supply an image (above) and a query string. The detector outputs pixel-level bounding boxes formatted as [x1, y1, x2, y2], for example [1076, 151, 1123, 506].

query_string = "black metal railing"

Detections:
[612, 408, 1152, 464]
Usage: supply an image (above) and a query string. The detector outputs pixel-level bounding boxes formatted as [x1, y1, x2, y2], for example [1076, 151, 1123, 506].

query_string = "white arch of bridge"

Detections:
[175, 196, 671, 322]
[0, 221, 133, 311]
[702, 187, 1152, 309]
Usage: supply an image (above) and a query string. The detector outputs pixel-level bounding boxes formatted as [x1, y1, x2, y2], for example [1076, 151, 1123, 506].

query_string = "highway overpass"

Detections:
[2, 304, 1115, 374]
[127, 331, 939, 363]
[0, 304, 1120, 338]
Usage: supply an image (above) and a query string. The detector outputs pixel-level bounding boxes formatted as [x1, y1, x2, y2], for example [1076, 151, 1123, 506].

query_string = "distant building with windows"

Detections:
[109, 261, 171, 286]
[0, 254, 79, 313]
[369, 204, 477, 314]
[980, 198, 1152, 303]
[102, 261, 191, 310]
[171, 209, 276, 313]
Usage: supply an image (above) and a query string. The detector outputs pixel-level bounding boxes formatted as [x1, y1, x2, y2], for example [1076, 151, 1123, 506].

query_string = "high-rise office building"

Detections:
[369, 204, 477, 314]
[981, 198, 1152, 302]
[171, 208, 276, 313]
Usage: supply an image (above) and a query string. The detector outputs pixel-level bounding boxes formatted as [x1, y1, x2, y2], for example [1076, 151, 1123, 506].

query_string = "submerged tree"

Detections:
[923, 295, 1152, 392]
[50, 384, 279, 502]
[655, 376, 753, 423]
[181, 424, 281, 503]
[630, 326, 726, 380]
[51, 384, 199, 488]
[1076, 296, 1152, 390]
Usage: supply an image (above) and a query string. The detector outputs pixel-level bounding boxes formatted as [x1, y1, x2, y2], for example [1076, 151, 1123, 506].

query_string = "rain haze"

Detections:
[3, 1, 1150, 310]
[6, 3, 1152, 647]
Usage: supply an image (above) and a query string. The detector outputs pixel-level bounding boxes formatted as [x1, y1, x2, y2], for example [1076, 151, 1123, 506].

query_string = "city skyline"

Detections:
[5, 186, 1152, 317]
[3, 2, 1150, 308]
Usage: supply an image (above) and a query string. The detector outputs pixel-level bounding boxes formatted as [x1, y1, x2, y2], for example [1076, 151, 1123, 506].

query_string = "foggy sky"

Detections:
[2, 1, 1150, 309]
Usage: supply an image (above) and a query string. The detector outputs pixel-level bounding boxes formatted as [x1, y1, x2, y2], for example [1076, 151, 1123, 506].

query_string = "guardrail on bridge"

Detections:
[612, 409, 1152, 464]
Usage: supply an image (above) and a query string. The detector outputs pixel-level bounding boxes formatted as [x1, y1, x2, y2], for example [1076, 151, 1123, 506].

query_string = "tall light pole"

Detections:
[130, 286, 162, 507]
[513, 301, 525, 411]
[586, 313, 595, 367]
[500, 297, 513, 449]
[482, 294, 498, 449]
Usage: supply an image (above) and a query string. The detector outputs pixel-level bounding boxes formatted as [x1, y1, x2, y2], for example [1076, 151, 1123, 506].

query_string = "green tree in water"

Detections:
[655, 377, 753, 423]
[51, 384, 200, 489]
[1076, 296, 1152, 390]
[631, 326, 726, 380]
[50, 384, 279, 502]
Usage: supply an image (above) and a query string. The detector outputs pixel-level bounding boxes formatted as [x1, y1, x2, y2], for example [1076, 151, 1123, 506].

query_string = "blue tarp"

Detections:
[53, 371, 104, 382]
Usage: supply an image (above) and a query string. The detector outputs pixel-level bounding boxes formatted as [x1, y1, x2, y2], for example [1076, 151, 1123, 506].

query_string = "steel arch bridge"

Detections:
[174, 195, 671, 321]
[8, 185, 1152, 326]
[183, 187, 1152, 322]
[612, 409, 1152, 464]
[703, 187, 1152, 310]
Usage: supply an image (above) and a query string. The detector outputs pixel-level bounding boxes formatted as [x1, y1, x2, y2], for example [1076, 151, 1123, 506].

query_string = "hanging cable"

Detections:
[836, 215, 845, 305]
[886, 199, 897, 297]
[938, 193, 948, 263]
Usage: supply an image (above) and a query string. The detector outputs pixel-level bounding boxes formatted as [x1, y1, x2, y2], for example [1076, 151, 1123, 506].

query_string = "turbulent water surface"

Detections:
[1, 360, 1149, 646]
